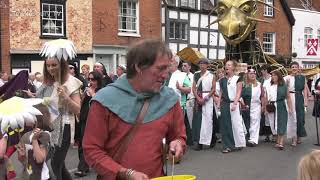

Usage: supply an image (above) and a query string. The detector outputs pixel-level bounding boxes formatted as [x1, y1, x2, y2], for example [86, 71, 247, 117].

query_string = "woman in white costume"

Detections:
[218, 60, 246, 153]
[241, 68, 264, 146]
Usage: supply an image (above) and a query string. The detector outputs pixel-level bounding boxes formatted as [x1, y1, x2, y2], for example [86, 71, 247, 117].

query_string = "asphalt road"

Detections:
[12, 101, 320, 180]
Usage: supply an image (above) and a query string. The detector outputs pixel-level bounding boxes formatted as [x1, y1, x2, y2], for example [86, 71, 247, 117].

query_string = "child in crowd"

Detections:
[16, 103, 52, 180]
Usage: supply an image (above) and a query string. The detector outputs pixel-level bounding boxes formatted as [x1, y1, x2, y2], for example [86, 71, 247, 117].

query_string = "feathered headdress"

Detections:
[39, 39, 77, 61]
[0, 97, 43, 133]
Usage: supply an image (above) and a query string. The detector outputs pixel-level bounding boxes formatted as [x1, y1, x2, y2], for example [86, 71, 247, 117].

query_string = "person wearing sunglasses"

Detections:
[74, 71, 103, 177]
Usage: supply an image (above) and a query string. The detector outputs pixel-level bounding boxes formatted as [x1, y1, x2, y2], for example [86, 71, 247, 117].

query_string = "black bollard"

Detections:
[314, 95, 320, 146]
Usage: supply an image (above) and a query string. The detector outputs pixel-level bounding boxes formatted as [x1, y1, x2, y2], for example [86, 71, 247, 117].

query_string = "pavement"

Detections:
[12, 102, 320, 180]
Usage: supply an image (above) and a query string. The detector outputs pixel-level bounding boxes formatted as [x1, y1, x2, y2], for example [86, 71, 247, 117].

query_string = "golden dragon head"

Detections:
[211, 0, 276, 45]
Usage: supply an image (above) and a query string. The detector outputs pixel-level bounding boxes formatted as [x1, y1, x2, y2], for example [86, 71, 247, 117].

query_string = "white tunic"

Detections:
[227, 75, 246, 148]
[266, 84, 278, 135]
[248, 83, 262, 144]
[197, 71, 214, 145]
[285, 75, 297, 139]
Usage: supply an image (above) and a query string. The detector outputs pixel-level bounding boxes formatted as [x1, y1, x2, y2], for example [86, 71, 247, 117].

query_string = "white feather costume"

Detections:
[0, 97, 43, 133]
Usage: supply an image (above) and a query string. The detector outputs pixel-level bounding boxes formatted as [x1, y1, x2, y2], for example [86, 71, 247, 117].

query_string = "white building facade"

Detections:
[291, 8, 320, 68]
[162, 0, 226, 60]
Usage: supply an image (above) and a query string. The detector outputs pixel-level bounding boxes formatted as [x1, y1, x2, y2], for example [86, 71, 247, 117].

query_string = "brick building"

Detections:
[255, 0, 295, 65]
[0, 0, 10, 72]
[92, 0, 161, 74]
[0, 0, 92, 74]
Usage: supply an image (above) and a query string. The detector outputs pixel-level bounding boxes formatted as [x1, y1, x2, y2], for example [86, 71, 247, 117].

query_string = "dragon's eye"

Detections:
[241, 4, 252, 13]
[217, 7, 226, 16]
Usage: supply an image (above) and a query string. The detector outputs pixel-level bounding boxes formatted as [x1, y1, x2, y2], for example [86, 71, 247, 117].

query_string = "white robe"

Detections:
[248, 83, 262, 144]
[168, 70, 187, 102]
[285, 75, 297, 139]
[266, 85, 278, 135]
[227, 75, 246, 148]
[197, 71, 214, 145]
[263, 77, 271, 126]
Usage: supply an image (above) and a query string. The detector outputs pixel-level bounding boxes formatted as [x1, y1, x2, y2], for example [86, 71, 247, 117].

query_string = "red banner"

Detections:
[307, 38, 318, 56]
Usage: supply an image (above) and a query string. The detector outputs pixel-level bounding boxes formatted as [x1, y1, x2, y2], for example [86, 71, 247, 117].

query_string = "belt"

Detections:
[289, 91, 302, 94]
[200, 91, 211, 93]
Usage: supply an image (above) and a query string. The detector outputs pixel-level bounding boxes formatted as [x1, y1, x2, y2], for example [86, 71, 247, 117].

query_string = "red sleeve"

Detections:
[167, 102, 187, 148]
[82, 101, 122, 178]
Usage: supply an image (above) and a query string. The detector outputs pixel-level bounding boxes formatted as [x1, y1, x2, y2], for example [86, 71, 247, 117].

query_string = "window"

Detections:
[304, 27, 313, 47]
[180, 0, 196, 9]
[167, 0, 176, 6]
[118, 0, 139, 35]
[41, 0, 66, 37]
[263, 32, 275, 54]
[169, 21, 188, 40]
[264, 0, 274, 17]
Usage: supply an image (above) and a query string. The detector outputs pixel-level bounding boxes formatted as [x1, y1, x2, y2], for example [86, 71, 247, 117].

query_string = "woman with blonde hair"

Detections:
[298, 150, 320, 180]
[218, 60, 246, 153]
[241, 68, 264, 146]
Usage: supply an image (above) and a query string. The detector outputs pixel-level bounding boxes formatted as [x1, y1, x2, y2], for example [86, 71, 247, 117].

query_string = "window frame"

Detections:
[40, 0, 66, 39]
[304, 27, 313, 47]
[168, 20, 188, 41]
[179, 0, 197, 9]
[263, 32, 276, 55]
[263, 0, 274, 17]
[118, 0, 140, 37]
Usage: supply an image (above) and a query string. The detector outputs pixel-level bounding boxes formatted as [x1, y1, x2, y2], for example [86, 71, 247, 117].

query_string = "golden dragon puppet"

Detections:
[177, 0, 319, 77]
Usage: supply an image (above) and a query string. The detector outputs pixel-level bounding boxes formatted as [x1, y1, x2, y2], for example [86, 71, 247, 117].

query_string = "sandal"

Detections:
[222, 148, 232, 153]
[278, 144, 284, 150]
[297, 138, 302, 144]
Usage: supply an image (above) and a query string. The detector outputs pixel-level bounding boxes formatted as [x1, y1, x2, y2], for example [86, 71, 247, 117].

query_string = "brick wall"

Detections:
[256, 0, 292, 57]
[9, 0, 92, 53]
[93, 0, 161, 46]
[0, 0, 10, 72]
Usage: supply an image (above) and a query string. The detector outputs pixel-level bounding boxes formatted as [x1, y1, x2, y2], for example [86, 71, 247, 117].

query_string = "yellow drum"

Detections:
[151, 175, 196, 180]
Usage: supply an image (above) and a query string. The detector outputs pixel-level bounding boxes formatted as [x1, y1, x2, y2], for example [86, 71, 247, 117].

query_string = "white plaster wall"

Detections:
[209, 16, 218, 30]
[162, 8, 166, 24]
[169, 10, 178, 19]
[190, 13, 199, 27]
[200, 31, 208, 45]
[200, 14, 209, 28]
[218, 49, 225, 59]
[179, 44, 188, 51]
[209, 32, 218, 46]
[190, 30, 199, 44]
[180, 12, 188, 20]
[200, 48, 207, 57]
[219, 34, 226, 47]
[162, 26, 166, 41]
[209, 48, 217, 59]
[291, 8, 320, 65]
[169, 43, 178, 55]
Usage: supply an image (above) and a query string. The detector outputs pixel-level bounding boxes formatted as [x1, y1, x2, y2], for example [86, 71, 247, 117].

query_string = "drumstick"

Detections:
[171, 151, 175, 180]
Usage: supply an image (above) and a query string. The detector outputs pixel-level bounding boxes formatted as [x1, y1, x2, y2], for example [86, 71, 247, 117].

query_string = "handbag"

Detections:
[266, 102, 276, 113]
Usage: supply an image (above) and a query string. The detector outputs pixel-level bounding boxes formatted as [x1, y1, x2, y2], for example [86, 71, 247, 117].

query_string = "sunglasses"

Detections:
[88, 77, 96, 81]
